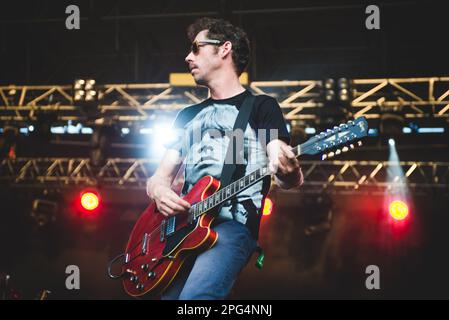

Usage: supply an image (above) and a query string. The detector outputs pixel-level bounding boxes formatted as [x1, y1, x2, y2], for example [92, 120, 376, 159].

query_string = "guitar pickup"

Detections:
[160, 220, 166, 242]
[166, 217, 176, 236]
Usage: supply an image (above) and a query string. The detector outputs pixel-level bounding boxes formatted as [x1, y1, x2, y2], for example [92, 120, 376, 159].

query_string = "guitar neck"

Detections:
[188, 117, 368, 220]
[190, 142, 305, 220]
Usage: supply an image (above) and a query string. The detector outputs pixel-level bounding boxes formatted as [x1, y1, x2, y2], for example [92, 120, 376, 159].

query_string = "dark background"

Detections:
[1, 0, 448, 85]
[1, 0, 449, 299]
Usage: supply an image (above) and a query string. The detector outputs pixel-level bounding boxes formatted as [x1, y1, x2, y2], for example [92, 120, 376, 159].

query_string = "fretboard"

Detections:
[189, 143, 304, 220]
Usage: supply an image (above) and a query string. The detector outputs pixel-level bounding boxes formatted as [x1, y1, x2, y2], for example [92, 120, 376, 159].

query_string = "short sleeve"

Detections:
[255, 96, 291, 145]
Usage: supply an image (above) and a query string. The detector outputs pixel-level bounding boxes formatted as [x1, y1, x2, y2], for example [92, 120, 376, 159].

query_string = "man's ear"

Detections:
[220, 41, 233, 59]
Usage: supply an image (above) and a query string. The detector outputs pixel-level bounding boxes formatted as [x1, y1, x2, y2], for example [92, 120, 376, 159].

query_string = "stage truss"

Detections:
[1, 77, 449, 123]
[2, 158, 448, 195]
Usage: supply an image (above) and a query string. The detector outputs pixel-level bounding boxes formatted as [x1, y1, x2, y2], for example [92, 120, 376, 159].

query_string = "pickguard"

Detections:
[162, 219, 198, 256]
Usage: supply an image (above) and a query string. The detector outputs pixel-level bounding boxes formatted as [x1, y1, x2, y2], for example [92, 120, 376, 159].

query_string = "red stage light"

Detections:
[389, 200, 409, 221]
[80, 191, 100, 212]
[262, 197, 273, 216]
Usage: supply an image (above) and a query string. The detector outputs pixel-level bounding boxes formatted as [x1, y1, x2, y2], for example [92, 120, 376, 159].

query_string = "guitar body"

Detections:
[122, 175, 220, 297]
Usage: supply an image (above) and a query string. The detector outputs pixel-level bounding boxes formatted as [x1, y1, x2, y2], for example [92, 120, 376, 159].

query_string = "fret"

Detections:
[191, 165, 275, 220]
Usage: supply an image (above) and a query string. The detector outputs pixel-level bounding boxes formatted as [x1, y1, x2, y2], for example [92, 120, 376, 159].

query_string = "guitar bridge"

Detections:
[141, 233, 149, 255]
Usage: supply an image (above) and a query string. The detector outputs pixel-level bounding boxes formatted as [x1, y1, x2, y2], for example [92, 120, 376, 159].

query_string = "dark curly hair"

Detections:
[187, 17, 250, 76]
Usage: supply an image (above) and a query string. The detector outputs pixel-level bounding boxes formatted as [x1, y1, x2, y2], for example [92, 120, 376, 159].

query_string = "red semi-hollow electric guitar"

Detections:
[110, 117, 369, 297]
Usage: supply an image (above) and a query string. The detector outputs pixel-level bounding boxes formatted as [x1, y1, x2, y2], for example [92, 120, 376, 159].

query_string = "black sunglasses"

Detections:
[191, 39, 224, 54]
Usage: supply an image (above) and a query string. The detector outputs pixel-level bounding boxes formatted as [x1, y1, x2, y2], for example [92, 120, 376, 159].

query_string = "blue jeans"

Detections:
[161, 219, 257, 300]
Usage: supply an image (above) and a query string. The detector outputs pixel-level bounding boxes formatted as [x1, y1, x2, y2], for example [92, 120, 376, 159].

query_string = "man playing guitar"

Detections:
[146, 17, 303, 300]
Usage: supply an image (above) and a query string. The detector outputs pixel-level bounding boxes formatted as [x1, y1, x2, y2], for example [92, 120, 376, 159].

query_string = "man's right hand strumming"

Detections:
[146, 149, 189, 217]
[149, 184, 191, 218]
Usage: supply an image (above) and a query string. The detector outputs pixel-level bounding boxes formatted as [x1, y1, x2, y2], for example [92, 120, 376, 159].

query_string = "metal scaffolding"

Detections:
[1, 77, 448, 123]
[2, 158, 448, 195]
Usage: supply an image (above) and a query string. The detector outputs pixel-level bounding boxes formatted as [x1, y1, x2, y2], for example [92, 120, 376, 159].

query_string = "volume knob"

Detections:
[141, 264, 149, 271]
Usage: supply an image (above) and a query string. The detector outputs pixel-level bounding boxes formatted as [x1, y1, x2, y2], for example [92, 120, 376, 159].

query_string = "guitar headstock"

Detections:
[302, 117, 369, 159]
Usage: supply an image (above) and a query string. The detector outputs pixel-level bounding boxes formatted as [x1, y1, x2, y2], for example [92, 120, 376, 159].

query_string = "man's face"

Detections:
[185, 30, 222, 85]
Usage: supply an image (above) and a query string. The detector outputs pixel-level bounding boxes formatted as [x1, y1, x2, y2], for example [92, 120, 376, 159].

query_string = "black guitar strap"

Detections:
[208, 92, 256, 221]
[214, 92, 266, 267]
[219, 93, 255, 192]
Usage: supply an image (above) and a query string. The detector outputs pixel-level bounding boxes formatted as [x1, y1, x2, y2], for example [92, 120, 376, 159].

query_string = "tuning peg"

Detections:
[328, 151, 335, 158]
[321, 154, 327, 160]
[357, 141, 363, 146]
[350, 144, 355, 149]
[335, 149, 341, 155]
[342, 146, 349, 152]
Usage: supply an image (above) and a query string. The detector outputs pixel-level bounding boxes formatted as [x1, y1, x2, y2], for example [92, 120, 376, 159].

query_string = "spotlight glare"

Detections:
[338, 77, 349, 89]
[80, 191, 100, 211]
[388, 138, 395, 146]
[389, 200, 409, 221]
[324, 78, 334, 89]
[262, 197, 273, 216]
